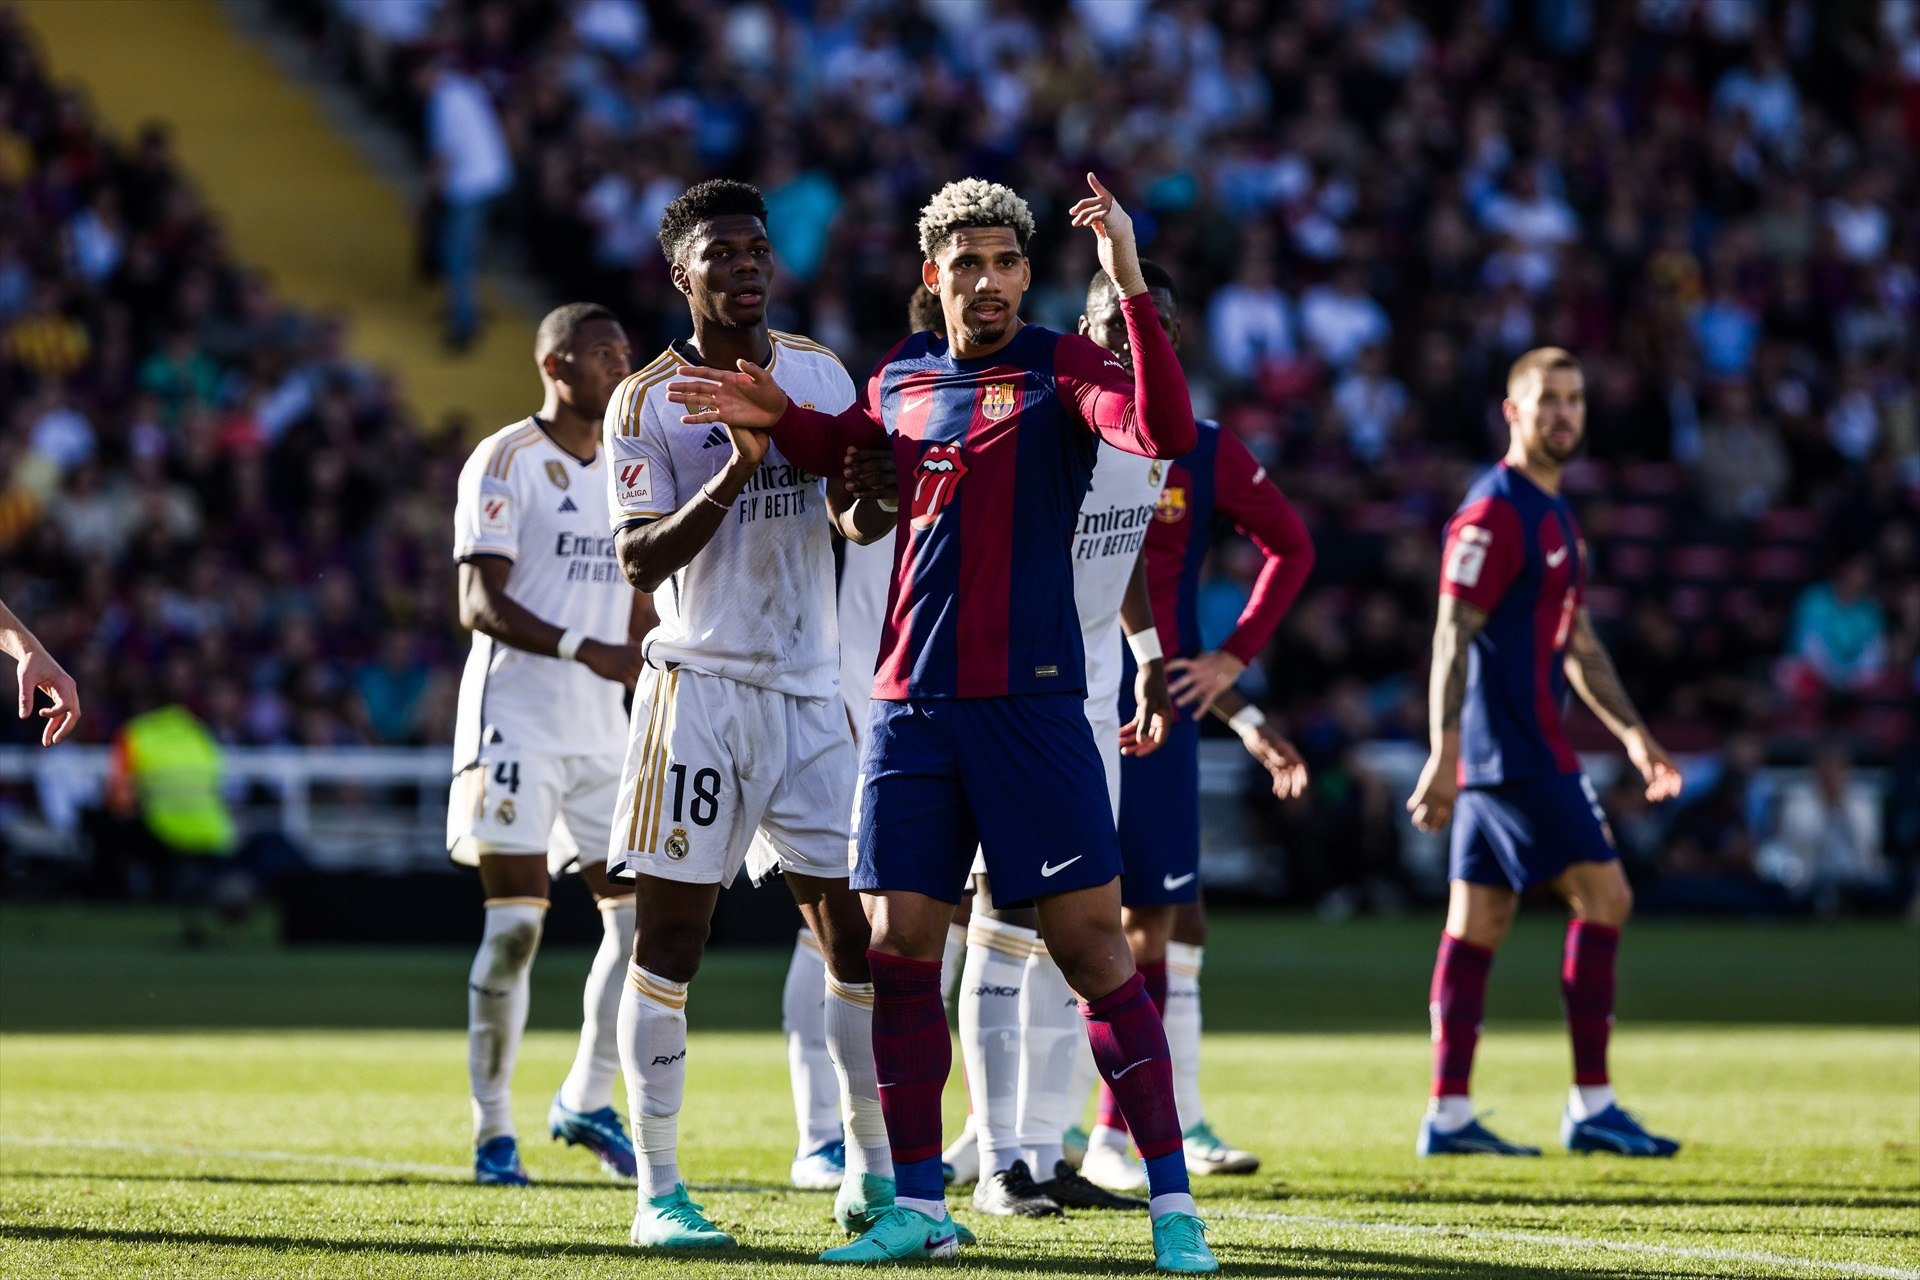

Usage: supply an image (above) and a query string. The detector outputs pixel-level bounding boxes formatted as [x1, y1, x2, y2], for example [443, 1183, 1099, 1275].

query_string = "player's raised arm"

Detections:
[1, 598, 80, 747]
[1057, 175, 1196, 459]
[1564, 607, 1684, 803]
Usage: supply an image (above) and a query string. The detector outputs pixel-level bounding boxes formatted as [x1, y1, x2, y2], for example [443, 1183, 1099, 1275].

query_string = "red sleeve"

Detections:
[1053, 293, 1196, 459]
[1212, 430, 1316, 665]
[765, 343, 896, 477]
[1439, 496, 1524, 613]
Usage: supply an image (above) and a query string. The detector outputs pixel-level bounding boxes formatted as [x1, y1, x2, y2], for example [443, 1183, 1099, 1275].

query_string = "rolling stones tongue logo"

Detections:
[910, 443, 968, 531]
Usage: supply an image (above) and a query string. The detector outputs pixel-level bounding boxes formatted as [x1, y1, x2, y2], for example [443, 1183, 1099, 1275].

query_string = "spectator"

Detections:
[1761, 741, 1893, 913]
[420, 56, 512, 350]
[1694, 380, 1788, 522]
[1206, 255, 1295, 382]
[1330, 344, 1408, 464]
[1298, 261, 1389, 372]
[1785, 555, 1888, 695]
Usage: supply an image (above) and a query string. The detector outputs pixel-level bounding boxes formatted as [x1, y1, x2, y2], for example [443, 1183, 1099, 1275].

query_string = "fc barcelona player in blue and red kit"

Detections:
[1407, 347, 1685, 1159]
[667, 175, 1217, 1272]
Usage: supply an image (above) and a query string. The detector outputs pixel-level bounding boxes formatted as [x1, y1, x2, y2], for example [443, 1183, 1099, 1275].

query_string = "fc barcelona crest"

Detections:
[1154, 486, 1188, 524]
[545, 460, 570, 490]
[980, 382, 1017, 421]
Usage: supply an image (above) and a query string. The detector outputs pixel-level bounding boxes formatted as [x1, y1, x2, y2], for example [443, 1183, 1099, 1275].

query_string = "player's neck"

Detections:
[948, 316, 1024, 362]
[682, 322, 772, 377]
[1506, 452, 1563, 495]
[534, 397, 598, 462]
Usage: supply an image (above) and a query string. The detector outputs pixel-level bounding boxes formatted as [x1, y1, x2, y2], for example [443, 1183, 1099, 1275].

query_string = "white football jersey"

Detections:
[605, 332, 857, 697]
[1072, 445, 1168, 707]
[451, 419, 634, 770]
[838, 533, 896, 742]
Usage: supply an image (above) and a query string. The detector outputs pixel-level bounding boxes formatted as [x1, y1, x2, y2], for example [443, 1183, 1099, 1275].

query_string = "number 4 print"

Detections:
[492, 761, 521, 794]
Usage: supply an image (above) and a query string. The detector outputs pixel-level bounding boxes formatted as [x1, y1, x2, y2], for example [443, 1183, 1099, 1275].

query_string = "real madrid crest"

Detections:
[545, 460, 570, 490]
[980, 382, 1016, 421]
[1149, 460, 1164, 485]
[496, 798, 517, 825]
[665, 828, 690, 860]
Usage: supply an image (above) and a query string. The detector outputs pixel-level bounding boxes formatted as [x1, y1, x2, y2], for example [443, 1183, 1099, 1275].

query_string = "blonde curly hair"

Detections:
[917, 178, 1036, 260]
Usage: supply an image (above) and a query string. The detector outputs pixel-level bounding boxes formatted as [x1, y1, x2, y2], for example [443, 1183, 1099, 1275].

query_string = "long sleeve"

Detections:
[1055, 293, 1197, 459]
[764, 344, 896, 477]
[1213, 429, 1315, 665]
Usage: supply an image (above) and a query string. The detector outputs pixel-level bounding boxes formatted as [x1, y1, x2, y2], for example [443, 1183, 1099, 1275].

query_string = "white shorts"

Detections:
[448, 749, 622, 878]
[609, 666, 854, 887]
[968, 702, 1121, 878]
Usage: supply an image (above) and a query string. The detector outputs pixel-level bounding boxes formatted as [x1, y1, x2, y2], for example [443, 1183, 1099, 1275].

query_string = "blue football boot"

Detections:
[1417, 1114, 1541, 1156]
[548, 1094, 638, 1179]
[1563, 1103, 1681, 1157]
[474, 1135, 531, 1185]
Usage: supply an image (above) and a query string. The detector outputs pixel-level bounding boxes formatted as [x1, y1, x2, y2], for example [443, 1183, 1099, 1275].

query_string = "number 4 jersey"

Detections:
[1438, 461, 1587, 788]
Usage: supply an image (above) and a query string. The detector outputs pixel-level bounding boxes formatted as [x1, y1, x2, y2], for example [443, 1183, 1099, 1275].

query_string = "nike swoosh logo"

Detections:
[926, 1234, 956, 1252]
[1162, 872, 1196, 891]
[1546, 547, 1569, 567]
[1040, 856, 1083, 878]
[1110, 1058, 1152, 1079]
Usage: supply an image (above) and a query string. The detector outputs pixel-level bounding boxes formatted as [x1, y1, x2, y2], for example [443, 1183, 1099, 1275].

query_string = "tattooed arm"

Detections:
[1406, 594, 1491, 832]
[1564, 607, 1685, 802]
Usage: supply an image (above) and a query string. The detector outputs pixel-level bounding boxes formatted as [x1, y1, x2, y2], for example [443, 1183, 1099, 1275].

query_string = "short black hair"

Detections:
[1086, 258, 1179, 312]
[657, 179, 768, 265]
[536, 302, 619, 362]
[907, 285, 945, 337]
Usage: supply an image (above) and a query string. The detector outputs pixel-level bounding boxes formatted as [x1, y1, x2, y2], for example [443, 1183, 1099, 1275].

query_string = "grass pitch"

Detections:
[1, 906, 1915, 1278]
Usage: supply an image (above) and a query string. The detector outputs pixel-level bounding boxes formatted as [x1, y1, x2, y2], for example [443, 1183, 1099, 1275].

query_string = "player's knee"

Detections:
[821, 934, 872, 984]
[1589, 881, 1633, 926]
[635, 920, 709, 983]
[485, 920, 543, 978]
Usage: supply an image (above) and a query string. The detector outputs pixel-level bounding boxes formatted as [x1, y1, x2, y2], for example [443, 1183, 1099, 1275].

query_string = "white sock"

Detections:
[826, 974, 893, 1178]
[959, 915, 1034, 1178]
[782, 929, 841, 1157]
[619, 962, 689, 1201]
[1089, 1122, 1130, 1153]
[1427, 1094, 1474, 1133]
[898, 1195, 949, 1221]
[1066, 1003, 1099, 1133]
[558, 895, 635, 1114]
[1016, 941, 1086, 1176]
[1165, 941, 1205, 1133]
[1150, 1191, 1199, 1221]
[1570, 1083, 1615, 1120]
[468, 898, 546, 1143]
[941, 922, 967, 1009]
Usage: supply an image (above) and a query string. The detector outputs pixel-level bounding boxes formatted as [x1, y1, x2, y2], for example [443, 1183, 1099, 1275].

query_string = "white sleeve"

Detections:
[605, 381, 678, 525]
[820, 360, 858, 415]
[453, 443, 519, 561]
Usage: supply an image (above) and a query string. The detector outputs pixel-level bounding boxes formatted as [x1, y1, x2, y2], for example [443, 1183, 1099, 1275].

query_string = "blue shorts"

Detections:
[1450, 772, 1616, 892]
[1115, 710, 1201, 906]
[854, 695, 1122, 908]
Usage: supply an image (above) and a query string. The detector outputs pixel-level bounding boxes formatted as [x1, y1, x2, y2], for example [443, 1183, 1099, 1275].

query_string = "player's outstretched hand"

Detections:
[1120, 658, 1171, 757]
[1407, 754, 1457, 832]
[1240, 721, 1309, 800]
[15, 643, 79, 747]
[667, 360, 789, 431]
[843, 445, 898, 502]
[579, 639, 646, 689]
[1068, 172, 1143, 295]
[1166, 650, 1245, 720]
[1626, 728, 1684, 803]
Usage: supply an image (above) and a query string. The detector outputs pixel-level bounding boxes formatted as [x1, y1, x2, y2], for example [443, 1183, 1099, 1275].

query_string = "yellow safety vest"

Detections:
[121, 706, 236, 856]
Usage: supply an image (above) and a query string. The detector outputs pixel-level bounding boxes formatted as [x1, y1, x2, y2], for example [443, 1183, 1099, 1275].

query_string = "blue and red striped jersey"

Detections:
[1439, 462, 1587, 787]
[767, 293, 1195, 700]
[1142, 420, 1313, 669]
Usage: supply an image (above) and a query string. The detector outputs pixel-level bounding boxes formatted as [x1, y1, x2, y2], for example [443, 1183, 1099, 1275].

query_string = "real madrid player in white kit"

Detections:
[449, 303, 648, 1187]
[602, 180, 894, 1250]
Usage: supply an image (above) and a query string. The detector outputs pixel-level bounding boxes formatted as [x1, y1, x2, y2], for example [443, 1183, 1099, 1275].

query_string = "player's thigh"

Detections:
[1121, 902, 1176, 963]
[787, 870, 872, 981]
[477, 851, 552, 901]
[1033, 877, 1133, 1001]
[852, 700, 978, 905]
[1445, 878, 1519, 948]
[449, 747, 565, 869]
[1117, 714, 1201, 908]
[868, 889, 960, 964]
[1554, 856, 1633, 926]
[610, 668, 770, 888]
[961, 695, 1123, 910]
[551, 751, 624, 881]
[754, 691, 857, 886]
[631, 874, 724, 982]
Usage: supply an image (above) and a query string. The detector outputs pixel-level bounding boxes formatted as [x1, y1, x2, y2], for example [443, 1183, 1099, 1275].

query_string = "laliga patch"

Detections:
[1445, 525, 1491, 588]
[617, 459, 653, 506]
[480, 494, 512, 537]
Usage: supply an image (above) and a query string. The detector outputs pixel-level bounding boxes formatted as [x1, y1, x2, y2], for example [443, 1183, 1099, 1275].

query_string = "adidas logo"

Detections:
[701, 425, 728, 449]
[557, 496, 579, 513]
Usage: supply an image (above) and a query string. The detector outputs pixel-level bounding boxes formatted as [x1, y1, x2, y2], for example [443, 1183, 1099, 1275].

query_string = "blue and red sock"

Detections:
[1082, 969, 1187, 1203]
[869, 948, 950, 1208]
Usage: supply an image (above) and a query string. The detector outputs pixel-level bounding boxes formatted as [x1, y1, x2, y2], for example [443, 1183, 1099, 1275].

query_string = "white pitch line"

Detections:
[3, 1135, 1911, 1279]
[1217, 1209, 1920, 1280]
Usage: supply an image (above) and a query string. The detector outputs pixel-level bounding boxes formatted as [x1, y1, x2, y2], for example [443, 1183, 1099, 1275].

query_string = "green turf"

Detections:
[2, 907, 1915, 1278]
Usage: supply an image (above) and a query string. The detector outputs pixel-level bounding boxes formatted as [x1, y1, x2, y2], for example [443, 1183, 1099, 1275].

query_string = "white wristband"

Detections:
[1227, 704, 1268, 734]
[1126, 627, 1163, 664]
[556, 629, 587, 662]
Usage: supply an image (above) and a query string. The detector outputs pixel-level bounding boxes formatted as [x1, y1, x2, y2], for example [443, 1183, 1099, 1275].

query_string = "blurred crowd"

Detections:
[4, 1, 1917, 902]
[0, 8, 467, 750]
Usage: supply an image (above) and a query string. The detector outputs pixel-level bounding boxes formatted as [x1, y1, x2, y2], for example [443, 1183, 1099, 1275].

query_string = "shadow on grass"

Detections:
[0, 1223, 1720, 1277]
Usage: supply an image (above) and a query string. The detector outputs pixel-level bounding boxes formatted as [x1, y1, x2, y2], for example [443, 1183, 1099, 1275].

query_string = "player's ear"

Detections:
[1077, 314, 1090, 337]
[669, 259, 691, 298]
[1501, 397, 1519, 426]
[920, 259, 940, 293]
